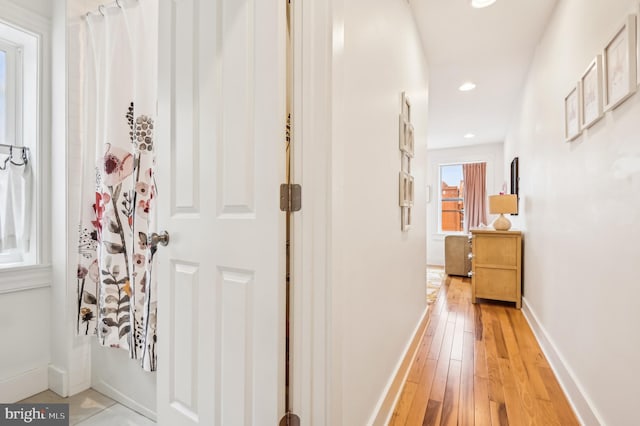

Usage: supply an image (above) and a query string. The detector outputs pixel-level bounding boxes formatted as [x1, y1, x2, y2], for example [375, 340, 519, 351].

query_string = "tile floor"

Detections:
[19, 389, 155, 425]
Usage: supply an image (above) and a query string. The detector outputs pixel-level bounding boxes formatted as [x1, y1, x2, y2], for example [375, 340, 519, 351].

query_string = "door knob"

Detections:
[148, 231, 170, 248]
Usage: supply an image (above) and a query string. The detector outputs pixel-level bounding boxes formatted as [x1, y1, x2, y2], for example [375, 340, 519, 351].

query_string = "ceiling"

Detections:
[410, 0, 559, 150]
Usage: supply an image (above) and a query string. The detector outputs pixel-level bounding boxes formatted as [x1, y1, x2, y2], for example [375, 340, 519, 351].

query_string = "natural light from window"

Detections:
[0, 50, 5, 143]
[440, 164, 464, 233]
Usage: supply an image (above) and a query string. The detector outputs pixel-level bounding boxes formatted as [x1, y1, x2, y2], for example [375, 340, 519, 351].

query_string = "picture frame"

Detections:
[399, 115, 407, 152]
[510, 157, 519, 215]
[564, 84, 581, 141]
[580, 55, 604, 129]
[401, 153, 411, 173]
[406, 123, 415, 157]
[399, 171, 414, 207]
[603, 15, 638, 111]
[401, 207, 412, 232]
[399, 117, 415, 157]
[401, 91, 411, 121]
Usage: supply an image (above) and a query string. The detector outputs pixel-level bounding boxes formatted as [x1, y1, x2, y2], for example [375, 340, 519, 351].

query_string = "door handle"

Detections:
[148, 231, 170, 248]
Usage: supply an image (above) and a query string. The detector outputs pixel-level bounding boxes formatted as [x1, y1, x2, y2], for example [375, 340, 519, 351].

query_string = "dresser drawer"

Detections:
[474, 236, 518, 266]
[474, 268, 518, 301]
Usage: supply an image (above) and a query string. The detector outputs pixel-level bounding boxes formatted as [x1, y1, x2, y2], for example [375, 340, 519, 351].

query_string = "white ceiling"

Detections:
[411, 0, 559, 150]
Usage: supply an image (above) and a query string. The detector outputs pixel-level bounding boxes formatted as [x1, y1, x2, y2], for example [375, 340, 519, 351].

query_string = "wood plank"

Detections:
[538, 366, 580, 426]
[481, 307, 505, 406]
[474, 338, 488, 380]
[407, 321, 437, 384]
[491, 311, 509, 359]
[388, 381, 417, 426]
[523, 360, 550, 401]
[405, 358, 438, 425]
[507, 308, 546, 365]
[474, 303, 484, 341]
[535, 399, 563, 426]
[427, 309, 450, 360]
[450, 304, 466, 361]
[497, 308, 540, 424]
[474, 377, 491, 426]
[464, 299, 475, 333]
[429, 320, 456, 400]
[489, 400, 509, 426]
[498, 357, 527, 426]
[459, 331, 475, 426]
[440, 360, 462, 426]
[422, 399, 442, 426]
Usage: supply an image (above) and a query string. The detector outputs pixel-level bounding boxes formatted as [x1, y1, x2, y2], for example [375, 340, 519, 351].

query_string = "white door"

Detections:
[156, 1, 286, 425]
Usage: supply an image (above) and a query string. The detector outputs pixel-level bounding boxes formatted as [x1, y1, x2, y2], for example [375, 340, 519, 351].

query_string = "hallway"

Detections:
[390, 276, 579, 425]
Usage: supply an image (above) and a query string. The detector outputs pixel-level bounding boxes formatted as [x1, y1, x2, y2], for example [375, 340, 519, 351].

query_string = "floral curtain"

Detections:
[76, 1, 158, 371]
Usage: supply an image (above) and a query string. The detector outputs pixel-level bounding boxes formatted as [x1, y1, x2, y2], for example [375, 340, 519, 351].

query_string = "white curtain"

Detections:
[0, 158, 32, 252]
[76, 1, 159, 371]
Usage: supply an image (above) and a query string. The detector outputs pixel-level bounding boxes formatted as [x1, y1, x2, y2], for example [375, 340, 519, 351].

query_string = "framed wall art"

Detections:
[399, 171, 414, 207]
[564, 84, 581, 141]
[401, 91, 411, 122]
[510, 157, 519, 215]
[603, 14, 638, 111]
[399, 91, 414, 232]
[401, 207, 412, 232]
[580, 55, 604, 129]
[398, 122, 414, 157]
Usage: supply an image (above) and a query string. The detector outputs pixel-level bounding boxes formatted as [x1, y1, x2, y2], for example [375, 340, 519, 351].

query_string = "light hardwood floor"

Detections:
[390, 275, 579, 426]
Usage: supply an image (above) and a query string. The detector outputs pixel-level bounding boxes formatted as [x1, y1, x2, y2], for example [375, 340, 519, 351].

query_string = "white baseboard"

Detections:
[47, 364, 68, 397]
[0, 365, 48, 402]
[92, 380, 157, 422]
[522, 297, 603, 426]
[367, 307, 429, 426]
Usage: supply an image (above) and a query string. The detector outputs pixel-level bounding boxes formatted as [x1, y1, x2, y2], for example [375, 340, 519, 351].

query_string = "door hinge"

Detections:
[280, 184, 301, 212]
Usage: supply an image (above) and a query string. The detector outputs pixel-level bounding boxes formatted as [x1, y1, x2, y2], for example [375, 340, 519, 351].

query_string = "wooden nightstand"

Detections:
[470, 229, 522, 309]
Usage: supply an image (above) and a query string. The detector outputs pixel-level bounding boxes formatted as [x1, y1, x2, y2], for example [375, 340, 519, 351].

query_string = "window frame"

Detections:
[0, 14, 48, 273]
[0, 37, 23, 147]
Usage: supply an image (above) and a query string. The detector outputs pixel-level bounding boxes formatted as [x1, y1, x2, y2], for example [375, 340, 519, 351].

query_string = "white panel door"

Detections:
[156, 1, 285, 425]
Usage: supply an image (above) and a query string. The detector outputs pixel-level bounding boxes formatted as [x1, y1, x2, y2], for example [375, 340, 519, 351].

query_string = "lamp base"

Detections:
[492, 214, 512, 231]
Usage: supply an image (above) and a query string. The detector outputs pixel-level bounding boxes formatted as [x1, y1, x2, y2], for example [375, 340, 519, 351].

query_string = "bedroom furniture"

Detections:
[488, 194, 518, 231]
[444, 235, 471, 277]
[470, 229, 522, 308]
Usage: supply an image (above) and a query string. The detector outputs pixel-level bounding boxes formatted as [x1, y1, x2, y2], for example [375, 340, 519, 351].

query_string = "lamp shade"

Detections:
[489, 194, 518, 215]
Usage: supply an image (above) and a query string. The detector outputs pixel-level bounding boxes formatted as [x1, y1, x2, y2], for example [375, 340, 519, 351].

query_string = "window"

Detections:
[0, 21, 37, 268]
[0, 49, 5, 141]
[439, 164, 464, 233]
[0, 37, 21, 146]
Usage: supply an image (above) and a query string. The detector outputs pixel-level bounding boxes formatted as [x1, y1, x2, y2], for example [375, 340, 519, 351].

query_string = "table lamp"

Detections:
[489, 194, 518, 231]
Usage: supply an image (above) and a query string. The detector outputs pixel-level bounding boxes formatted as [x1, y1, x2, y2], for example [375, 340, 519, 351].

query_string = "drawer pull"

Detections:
[468, 253, 474, 260]
[467, 271, 473, 278]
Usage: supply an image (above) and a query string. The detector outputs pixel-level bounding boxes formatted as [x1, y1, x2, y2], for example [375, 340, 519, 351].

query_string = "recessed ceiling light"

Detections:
[459, 82, 476, 92]
[464, 133, 476, 139]
[471, 0, 497, 8]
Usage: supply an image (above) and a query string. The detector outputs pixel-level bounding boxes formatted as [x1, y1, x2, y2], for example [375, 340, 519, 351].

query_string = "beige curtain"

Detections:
[463, 163, 487, 232]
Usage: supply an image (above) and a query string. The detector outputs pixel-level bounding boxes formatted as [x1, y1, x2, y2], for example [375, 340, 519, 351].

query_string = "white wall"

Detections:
[10, 0, 52, 19]
[0, 0, 52, 403]
[504, 0, 640, 424]
[329, 0, 428, 424]
[0, 287, 49, 401]
[426, 143, 504, 266]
